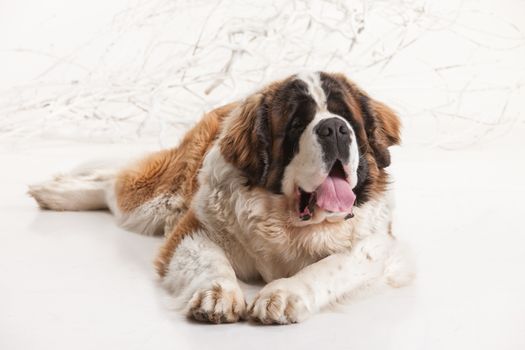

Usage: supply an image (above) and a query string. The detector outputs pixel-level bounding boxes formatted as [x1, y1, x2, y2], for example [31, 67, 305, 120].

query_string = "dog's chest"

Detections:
[195, 183, 360, 282]
[192, 147, 393, 282]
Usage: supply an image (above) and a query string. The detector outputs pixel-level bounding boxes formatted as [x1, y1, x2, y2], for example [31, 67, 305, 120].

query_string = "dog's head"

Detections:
[220, 72, 400, 225]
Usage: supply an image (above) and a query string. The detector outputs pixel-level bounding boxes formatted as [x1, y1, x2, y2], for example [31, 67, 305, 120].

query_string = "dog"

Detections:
[29, 71, 414, 324]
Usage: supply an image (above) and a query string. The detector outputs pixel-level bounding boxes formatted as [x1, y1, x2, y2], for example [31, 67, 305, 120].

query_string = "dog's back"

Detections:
[28, 103, 236, 236]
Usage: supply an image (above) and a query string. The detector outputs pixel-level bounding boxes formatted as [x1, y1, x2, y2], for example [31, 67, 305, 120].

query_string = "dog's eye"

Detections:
[290, 118, 304, 131]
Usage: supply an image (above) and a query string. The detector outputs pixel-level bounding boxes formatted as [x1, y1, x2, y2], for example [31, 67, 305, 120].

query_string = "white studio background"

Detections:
[0, 0, 524, 149]
[2, 2, 525, 349]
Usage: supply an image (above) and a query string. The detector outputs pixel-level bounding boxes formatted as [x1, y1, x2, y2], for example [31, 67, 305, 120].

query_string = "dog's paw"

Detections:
[249, 279, 311, 325]
[187, 281, 246, 323]
[383, 242, 416, 288]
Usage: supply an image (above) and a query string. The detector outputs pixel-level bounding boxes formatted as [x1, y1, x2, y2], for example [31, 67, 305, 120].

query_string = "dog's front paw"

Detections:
[187, 281, 246, 323]
[249, 279, 311, 325]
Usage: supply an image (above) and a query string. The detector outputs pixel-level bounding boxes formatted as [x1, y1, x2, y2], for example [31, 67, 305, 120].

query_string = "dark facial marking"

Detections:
[267, 79, 316, 193]
[254, 101, 272, 185]
[354, 155, 371, 205]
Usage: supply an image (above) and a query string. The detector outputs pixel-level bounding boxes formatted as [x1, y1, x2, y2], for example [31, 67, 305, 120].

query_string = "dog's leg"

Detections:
[156, 212, 246, 323]
[249, 234, 414, 324]
[28, 162, 119, 211]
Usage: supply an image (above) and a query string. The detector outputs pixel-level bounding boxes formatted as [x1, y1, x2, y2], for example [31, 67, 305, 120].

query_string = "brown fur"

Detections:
[219, 93, 268, 186]
[332, 73, 401, 168]
[327, 73, 401, 202]
[115, 103, 237, 213]
[155, 209, 201, 277]
[219, 79, 288, 188]
[371, 100, 401, 147]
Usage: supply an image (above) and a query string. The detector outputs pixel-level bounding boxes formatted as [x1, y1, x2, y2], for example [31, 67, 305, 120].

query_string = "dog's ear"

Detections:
[220, 93, 271, 186]
[332, 73, 401, 169]
[358, 94, 401, 168]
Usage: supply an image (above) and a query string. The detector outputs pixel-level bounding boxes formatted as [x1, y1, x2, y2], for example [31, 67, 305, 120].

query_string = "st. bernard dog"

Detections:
[29, 71, 414, 324]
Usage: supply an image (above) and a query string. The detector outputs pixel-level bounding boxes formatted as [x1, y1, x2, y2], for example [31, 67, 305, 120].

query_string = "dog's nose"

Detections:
[314, 117, 351, 164]
[315, 118, 349, 139]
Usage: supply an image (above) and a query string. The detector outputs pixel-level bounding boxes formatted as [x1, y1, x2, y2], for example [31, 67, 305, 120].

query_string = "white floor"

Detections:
[1, 129, 525, 350]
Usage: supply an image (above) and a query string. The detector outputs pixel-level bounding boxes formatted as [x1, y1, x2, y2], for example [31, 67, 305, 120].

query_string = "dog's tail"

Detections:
[28, 159, 123, 212]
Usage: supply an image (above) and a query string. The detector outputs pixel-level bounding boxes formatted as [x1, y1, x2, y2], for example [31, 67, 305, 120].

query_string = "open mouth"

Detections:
[298, 160, 356, 221]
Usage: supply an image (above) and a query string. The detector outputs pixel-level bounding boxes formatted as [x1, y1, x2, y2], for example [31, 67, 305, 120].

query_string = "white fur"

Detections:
[296, 71, 327, 109]
[249, 233, 414, 324]
[163, 230, 246, 322]
[117, 194, 185, 236]
[188, 143, 414, 323]
[28, 162, 185, 236]
[28, 166, 116, 211]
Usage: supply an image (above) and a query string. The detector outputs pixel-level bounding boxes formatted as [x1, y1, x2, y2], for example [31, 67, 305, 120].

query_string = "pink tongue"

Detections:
[315, 176, 356, 213]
